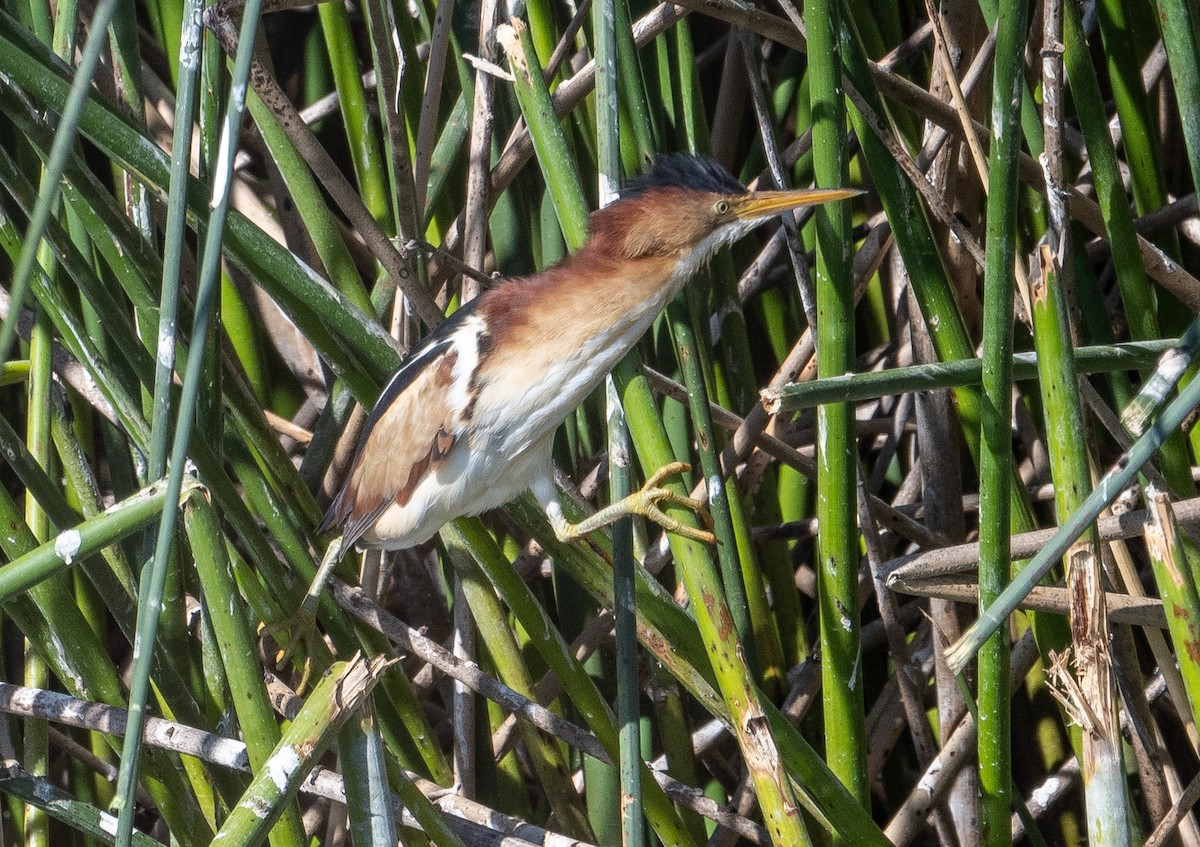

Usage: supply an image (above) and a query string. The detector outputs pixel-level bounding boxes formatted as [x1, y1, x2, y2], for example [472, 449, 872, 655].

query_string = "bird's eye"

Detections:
[713, 200, 730, 215]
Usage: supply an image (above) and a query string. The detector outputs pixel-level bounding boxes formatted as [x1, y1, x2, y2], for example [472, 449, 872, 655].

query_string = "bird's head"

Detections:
[590, 155, 860, 273]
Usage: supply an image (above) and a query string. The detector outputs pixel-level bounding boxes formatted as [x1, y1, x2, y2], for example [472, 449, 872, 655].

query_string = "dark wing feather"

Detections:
[319, 336, 463, 547]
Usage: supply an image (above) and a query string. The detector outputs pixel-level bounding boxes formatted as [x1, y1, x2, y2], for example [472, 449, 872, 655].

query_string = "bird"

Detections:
[282, 154, 858, 640]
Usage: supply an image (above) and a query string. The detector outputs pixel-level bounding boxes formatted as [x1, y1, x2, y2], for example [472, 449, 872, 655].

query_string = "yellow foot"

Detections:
[259, 535, 347, 691]
[557, 461, 717, 545]
[259, 606, 323, 693]
[633, 462, 716, 544]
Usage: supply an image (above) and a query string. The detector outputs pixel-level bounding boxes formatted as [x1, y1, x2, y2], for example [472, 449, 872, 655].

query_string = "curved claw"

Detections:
[642, 461, 694, 489]
[634, 484, 717, 545]
[636, 462, 717, 544]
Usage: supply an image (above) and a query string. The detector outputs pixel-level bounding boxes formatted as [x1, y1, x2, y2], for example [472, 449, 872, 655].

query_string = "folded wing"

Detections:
[319, 339, 462, 547]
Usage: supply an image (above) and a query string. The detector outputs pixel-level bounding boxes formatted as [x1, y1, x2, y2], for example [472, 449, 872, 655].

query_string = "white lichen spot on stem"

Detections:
[707, 474, 722, 507]
[266, 745, 301, 792]
[54, 529, 82, 564]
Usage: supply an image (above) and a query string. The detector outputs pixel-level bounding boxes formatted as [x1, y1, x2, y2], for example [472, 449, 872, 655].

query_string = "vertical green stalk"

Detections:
[339, 705, 397, 847]
[977, 0, 1047, 231]
[611, 0, 656, 160]
[24, 303, 52, 847]
[1095, 0, 1176, 231]
[1033, 253, 1129, 844]
[23, 5, 73, 812]
[1152, 0, 1200, 193]
[594, 0, 619, 197]
[1065, 0, 1195, 508]
[594, 1, 641, 831]
[319, 0, 391, 228]
[144, 0, 181, 79]
[1061, 0, 1167, 349]
[1145, 491, 1200, 723]
[198, 0, 220, 181]
[729, 37, 793, 691]
[25, 0, 51, 41]
[17, 1, 54, 803]
[501, 17, 590, 251]
[1038, 4, 1130, 838]
[112, 0, 264, 838]
[976, 1, 1029, 842]
[360, 0, 422, 259]
[446, 545, 595, 841]
[806, 0, 865, 807]
[1060, 0, 1198, 505]
[107, 0, 153, 281]
[146, 0, 200, 512]
[609, 382, 643, 847]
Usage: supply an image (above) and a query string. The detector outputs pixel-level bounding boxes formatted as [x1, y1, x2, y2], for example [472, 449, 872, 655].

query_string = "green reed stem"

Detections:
[143, 0, 201, 630]
[1033, 254, 1130, 843]
[1152, 0, 1200, 193]
[320, 0, 391, 228]
[1145, 491, 1200, 725]
[446, 544, 596, 841]
[768, 340, 1174, 410]
[1061, 0, 1159, 343]
[24, 295, 53, 847]
[976, 1, 1029, 841]
[807, 0, 865, 808]
[668, 295, 754, 656]
[339, 705, 397, 847]
[1040, 6, 1131, 837]
[1095, 0, 1176, 234]
[502, 16, 589, 251]
[610, 382, 644, 847]
[0, 479, 200, 603]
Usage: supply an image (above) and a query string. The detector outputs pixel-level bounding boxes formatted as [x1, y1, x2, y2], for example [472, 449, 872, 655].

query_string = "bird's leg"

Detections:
[261, 534, 347, 674]
[538, 462, 716, 545]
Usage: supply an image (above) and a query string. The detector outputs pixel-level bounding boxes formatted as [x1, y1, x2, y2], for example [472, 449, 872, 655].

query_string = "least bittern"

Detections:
[283, 154, 858, 641]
